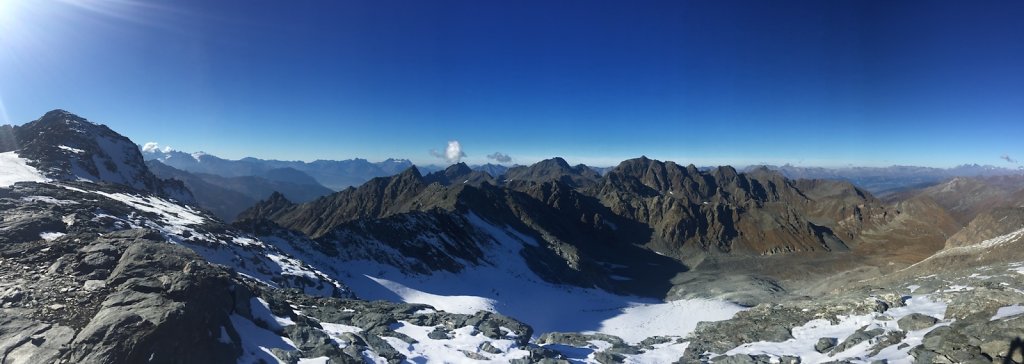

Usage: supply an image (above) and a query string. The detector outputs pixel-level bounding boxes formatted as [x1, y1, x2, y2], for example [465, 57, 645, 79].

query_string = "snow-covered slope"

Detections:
[0, 151, 48, 187]
[252, 210, 747, 361]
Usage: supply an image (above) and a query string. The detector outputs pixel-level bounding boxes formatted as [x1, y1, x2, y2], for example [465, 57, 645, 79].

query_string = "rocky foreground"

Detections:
[2, 179, 1023, 363]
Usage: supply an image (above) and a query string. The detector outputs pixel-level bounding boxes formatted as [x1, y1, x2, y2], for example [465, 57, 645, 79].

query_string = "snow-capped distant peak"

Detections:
[191, 151, 207, 162]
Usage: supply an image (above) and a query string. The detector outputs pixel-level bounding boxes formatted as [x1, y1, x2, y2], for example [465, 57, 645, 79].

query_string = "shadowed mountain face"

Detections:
[585, 159, 894, 260]
[240, 155, 905, 292]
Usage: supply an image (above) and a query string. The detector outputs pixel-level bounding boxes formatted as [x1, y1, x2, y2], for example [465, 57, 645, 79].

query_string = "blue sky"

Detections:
[1, 0, 1022, 167]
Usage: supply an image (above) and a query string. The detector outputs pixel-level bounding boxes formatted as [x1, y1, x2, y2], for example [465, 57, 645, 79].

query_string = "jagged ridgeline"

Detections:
[243, 155, 890, 260]
[2, 110, 1023, 363]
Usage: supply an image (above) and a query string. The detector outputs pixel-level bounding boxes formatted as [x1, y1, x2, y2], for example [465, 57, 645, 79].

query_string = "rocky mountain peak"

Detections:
[5, 110, 193, 202]
[423, 163, 496, 186]
[504, 157, 599, 188]
[235, 191, 296, 222]
[446, 162, 473, 175]
[393, 165, 424, 184]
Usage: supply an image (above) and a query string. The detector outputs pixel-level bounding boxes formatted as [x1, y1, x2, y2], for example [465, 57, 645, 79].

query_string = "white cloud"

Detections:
[142, 142, 173, 154]
[430, 140, 466, 163]
[142, 142, 160, 153]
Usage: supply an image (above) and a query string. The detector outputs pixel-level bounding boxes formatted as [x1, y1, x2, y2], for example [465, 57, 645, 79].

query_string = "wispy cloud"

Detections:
[1001, 154, 1018, 164]
[487, 152, 512, 163]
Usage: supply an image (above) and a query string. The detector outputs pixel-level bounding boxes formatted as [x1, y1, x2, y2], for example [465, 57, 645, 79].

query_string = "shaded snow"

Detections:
[251, 297, 295, 331]
[0, 152, 48, 187]
[992, 304, 1024, 320]
[230, 314, 296, 364]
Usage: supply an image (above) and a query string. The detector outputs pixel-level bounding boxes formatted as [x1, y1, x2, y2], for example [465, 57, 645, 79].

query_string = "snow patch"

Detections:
[0, 152, 48, 187]
[21, 196, 78, 205]
[596, 299, 745, 344]
[229, 314, 296, 364]
[251, 297, 295, 331]
[386, 321, 531, 362]
[58, 145, 84, 154]
[725, 295, 949, 363]
[623, 341, 690, 364]
[991, 304, 1024, 321]
[365, 275, 495, 315]
[39, 232, 66, 241]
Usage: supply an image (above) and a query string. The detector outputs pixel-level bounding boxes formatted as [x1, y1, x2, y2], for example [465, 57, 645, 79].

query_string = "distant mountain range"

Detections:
[752, 163, 1023, 196]
[141, 148, 428, 190]
[145, 160, 335, 221]
[141, 148, 531, 190]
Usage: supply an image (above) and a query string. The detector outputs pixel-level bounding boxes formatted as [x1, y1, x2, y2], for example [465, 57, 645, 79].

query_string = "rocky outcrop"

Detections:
[0, 225, 244, 363]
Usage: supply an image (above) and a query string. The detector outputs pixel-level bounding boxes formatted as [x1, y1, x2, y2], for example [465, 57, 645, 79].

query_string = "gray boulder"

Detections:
[896, 313, 938, 331]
